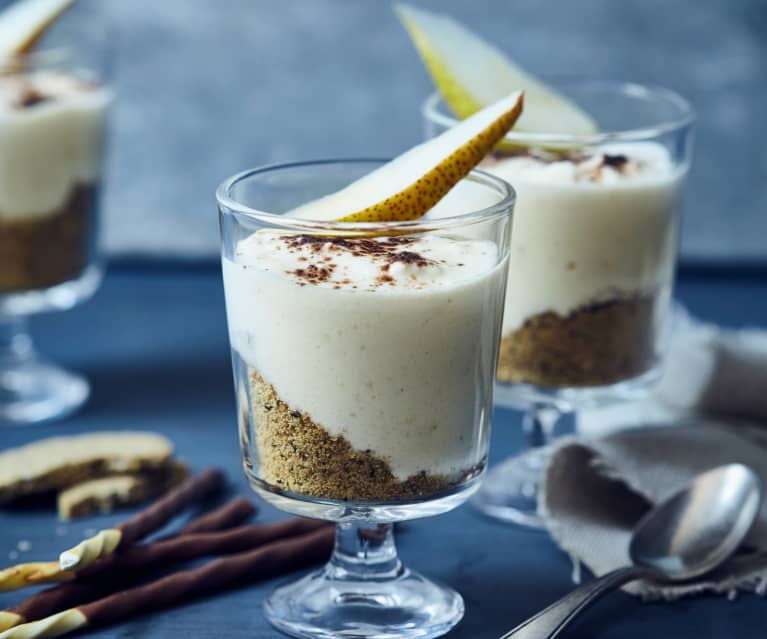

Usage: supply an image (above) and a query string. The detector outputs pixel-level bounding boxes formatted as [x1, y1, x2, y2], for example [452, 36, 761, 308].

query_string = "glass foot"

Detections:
[0, 359, 89, 425]
[266, 522, 462, 639]
[266, 565, 463, 639]
[470, 448, 549, 529]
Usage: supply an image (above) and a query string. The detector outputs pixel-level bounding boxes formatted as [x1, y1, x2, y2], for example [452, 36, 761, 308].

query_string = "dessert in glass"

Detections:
[0, 33, 112, 424]
[218, 155, 514, 638]
[425, 85, 694, 527]
[401, 3, 695, 528]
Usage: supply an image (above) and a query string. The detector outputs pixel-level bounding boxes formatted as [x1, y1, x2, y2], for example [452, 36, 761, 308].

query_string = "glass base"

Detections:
[484, 367, 662, 529]
[470, 448, 548, 529]
[0, 264, 102, 316]
[493, 366, 661, 412]
[0, 358, 89, 425]
[248, 473, 484, 523]
[266, 565, 463, 639]
[0, 267, 100, 426]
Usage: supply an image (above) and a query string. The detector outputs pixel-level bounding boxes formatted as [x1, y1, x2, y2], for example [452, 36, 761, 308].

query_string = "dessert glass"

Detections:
[424, 81, 695, 528]
[0, 42, 112, 425]
[217, 159, 514, 639]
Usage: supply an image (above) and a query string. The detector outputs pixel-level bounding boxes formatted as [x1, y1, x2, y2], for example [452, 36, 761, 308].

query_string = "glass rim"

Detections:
[216, 158, 516, 233]
[423, 80, 695, 145]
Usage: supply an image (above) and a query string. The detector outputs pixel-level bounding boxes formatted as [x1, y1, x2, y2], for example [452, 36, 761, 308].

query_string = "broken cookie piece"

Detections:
[0, 432, 174, 504]
[57, 463, 188, 520]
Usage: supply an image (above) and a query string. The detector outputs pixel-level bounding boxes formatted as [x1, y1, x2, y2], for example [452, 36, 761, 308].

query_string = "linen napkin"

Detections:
[577, 308, 767, 439]
[539, 311, 767, 600]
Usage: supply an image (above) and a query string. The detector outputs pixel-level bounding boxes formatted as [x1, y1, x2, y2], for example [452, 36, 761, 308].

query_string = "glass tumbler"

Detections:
[217, 159, 514, 639]
[0, 31, 112, 424]
[424, 81, 695, 528]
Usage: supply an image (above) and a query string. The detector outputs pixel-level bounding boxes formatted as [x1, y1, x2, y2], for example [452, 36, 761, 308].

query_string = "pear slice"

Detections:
[395, 3, 597, 137]
[0, 0, 76, 57]
[291, 91, 523, 223]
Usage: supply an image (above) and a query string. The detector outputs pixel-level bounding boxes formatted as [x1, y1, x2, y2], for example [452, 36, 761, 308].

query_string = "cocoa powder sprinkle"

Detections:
[16, 88, 50, 109]
[603, 154, 629, 170]
[279, 234, 436, 290]
[289, 263, 336, 284]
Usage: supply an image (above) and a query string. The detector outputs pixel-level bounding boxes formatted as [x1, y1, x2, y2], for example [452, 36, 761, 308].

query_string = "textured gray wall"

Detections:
[24, 0, 767, 261]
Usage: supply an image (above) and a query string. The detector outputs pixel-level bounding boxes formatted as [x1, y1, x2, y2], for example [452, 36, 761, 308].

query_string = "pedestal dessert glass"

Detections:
[0, 41, 112, 424]
[424, 81, 694, 528]
[217, 159, 514, 639]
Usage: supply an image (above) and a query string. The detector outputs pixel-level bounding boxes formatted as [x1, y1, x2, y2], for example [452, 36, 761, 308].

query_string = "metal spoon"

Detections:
[502, 463, 762, 639]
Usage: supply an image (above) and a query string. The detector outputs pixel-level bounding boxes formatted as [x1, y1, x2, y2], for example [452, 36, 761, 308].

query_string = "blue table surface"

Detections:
[1, 264, 766, 639]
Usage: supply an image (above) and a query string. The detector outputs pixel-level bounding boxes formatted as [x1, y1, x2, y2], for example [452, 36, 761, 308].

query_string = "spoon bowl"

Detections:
[630, 463, 762, 580]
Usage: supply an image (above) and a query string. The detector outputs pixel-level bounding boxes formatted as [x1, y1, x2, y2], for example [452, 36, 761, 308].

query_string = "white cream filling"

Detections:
[223, 232, 506, 481]
[483, 142, 684, 332]
[0, 71, 111, 220]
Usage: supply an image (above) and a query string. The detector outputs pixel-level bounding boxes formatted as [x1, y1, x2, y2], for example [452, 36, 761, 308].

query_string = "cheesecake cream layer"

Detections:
[0, 71, 111, 220]
[223, 232, 506, 482]
[482, 142, 683, 333]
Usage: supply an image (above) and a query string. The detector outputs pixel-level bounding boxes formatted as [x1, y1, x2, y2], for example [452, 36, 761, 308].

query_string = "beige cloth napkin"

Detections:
[577, 309, 767, 439]
[540, 312, 767, 600]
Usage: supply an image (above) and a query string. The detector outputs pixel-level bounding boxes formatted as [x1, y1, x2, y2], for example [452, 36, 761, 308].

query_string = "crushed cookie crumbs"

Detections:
[0, 186, 95, 292]
[497, 296, 657, 387]
[250, 370, 469, 501]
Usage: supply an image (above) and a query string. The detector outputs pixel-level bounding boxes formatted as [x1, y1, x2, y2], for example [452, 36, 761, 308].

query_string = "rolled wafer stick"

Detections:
[0, 497, 261, 631]
[177, 497, 256, 535]
[0, 469, 224, 593]
[81, 518, 328, 579]
[0, 527, 334, 639]
[0, 562, 77, 595]
[0, 613, 23, 633]
[0, 495, 253, 601]
[2, 518, 329, 630]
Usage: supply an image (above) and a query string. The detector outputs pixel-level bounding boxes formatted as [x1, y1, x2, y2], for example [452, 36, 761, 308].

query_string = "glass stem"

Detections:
[327, 522, 403, 582]
[0, 316, 34, 369]
[523, 403, 563, 449]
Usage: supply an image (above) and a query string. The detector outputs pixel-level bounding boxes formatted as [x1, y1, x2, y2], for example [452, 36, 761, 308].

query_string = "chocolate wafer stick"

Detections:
[178, 497, 256, 535]
[0, 527, 334, 639]
[4, 518, 329, 629]
[81, 517, 328, 579]
[0, 469, 224, 593]
[0, 495, 253, 600]
[0, 497, 258, 632]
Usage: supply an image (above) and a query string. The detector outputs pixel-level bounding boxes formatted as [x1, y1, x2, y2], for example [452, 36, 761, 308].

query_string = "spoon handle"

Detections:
[500, 565, 648, 639]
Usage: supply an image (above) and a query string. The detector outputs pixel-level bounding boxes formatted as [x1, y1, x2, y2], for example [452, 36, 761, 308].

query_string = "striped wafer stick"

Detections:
[0, 527, 334, 639]
[0, 497, 257, 631]
[0, 517, 327, 631]
[0, 469, 224, 592]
